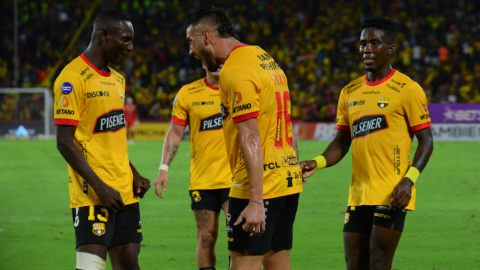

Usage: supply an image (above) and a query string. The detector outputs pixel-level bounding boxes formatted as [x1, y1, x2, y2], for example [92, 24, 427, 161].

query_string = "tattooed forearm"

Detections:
[165, 144, 179, 166]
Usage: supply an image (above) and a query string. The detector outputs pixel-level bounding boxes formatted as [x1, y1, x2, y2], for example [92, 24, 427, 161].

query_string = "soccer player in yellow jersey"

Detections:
[153, 63, 232, 270]
[55, 10, 150, 270]
[186, 7, 303, 270]
[300, 18, 434, 270]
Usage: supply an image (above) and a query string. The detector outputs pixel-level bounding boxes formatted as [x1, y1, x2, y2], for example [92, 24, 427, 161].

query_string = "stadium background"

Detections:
[0, 0, 479, 269]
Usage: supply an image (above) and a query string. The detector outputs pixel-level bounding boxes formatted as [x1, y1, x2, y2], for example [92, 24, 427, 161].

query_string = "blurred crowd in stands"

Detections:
[1, 0, 480, 121]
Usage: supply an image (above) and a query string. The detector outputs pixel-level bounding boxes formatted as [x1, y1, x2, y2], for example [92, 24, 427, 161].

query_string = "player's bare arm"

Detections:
[56, 125, 125, 213]
[390, 127, 434, 210]
[300, 129, 352, 179]
[154, 123, 185, 198]
[129, 161, 151, 198]
[232, 118, 266, 236]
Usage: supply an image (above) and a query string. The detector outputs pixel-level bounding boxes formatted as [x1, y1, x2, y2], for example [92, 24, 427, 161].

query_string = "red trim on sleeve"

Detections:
[225, 44, 250, 61]
[80, 53, 111, 77]
[411, 122, 431, 132]
[55, 119, 79, 126]
[336, 125, 350, 131]
[204, 77, 219, 90]
[171, 117, 187, 126]
[232, 111, 259, 124]
[365, 69, 396, 86]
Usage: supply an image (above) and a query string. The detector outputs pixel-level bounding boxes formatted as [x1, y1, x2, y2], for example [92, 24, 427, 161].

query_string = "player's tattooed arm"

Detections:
[166, 144, 179, 166]
[154, 123, 186, 198]
[161, 123, 185, 166]
[56, 125, 125, 213]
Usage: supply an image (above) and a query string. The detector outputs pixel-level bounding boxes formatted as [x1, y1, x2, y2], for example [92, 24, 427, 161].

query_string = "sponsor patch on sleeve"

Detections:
[61, 82, 73, 95]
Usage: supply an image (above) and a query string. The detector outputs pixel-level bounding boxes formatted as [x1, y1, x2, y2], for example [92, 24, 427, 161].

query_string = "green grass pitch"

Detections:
[0, 140, 479, 269]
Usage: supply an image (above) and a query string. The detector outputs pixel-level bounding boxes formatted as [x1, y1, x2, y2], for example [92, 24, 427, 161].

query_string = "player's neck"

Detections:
[217, 39, 244, 64]
[366, 64, 393, 83]
[83, 47, 109, 73]
[205, 73, 219, 87]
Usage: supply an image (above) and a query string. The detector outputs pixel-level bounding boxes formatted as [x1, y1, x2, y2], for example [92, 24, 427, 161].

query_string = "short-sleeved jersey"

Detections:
[54, 53, 137, 209]
[337, 69, 431, 210]
[220, 45, 303, 200]
[171, 77, 232, 191]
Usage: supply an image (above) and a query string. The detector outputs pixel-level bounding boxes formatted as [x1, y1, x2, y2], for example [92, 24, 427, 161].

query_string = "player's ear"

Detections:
[388, 44, 395, 57]
[100, 29, 108, 42]
[202, 29, 210, 46]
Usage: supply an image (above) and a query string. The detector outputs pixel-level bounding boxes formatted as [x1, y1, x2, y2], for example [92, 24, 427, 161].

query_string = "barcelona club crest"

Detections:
[234, 92, 242, 104]
[192, 191, 201, 203]
[377, 97, 389, 108]
[344, 213, 350, 224]
[92, 223, 106, 236]
[119, 90, 125, 104]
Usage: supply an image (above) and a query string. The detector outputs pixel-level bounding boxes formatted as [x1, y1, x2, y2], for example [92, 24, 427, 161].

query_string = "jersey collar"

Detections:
[365, 68, 396, 86]
[204, 77, 219, 90]
[80, 53, 111, 77]
[225, 44, 250, 61]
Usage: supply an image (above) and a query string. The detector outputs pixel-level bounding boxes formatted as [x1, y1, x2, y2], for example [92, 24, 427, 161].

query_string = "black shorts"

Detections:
[189, 188, 230, 213]
[72, 203, 143, 249]
[227, 193, 300, 254]
[343, 205, 407, 233]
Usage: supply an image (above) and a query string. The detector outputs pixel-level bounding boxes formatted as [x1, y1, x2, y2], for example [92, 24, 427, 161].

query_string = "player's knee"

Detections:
[76, 252, 106, 270]
[116, 254, 139, 270]
[369, 245, 391, 265]
[198, 230, 217, 249]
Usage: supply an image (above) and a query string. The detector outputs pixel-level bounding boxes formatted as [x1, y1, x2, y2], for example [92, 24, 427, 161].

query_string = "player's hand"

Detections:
[154, 170, 168, 198]
[133, 174, 151, 198]
[96, 183, 125, 214]
[300, 160, 318, 182]
[234, 201, 266, 236]
[389, 177, 414, 210]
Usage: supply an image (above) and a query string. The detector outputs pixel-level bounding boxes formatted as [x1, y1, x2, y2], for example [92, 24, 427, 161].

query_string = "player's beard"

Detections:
[200, 47, 220, 72]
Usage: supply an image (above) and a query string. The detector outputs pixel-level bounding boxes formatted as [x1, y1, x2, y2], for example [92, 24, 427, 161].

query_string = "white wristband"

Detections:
[159, 164, 169, 172]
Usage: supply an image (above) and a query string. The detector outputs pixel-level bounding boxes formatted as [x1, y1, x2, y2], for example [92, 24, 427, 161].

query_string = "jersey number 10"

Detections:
[275, 91, 293, 148]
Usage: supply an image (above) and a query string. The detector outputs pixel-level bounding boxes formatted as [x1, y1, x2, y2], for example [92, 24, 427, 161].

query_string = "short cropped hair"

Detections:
[185, 6, 238, 39]
[362, 17, 396, 43]
[94, 9, 130, 28]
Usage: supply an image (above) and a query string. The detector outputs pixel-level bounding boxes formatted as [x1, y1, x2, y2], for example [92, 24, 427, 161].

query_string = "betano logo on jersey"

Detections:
[377, 97, 390, 108]
[199, 113, 223, 131]
[234, 92, 242, 104]
[351, 114, 388, 139]
[92, 223, 105, 236]
[93, 109, 125, 133]
[61, 96, 70, 107]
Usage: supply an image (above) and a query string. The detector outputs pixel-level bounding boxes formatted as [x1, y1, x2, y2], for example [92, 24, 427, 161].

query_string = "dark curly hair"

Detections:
[185, 6, 238, 39]
[362, 17, 396, 43]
